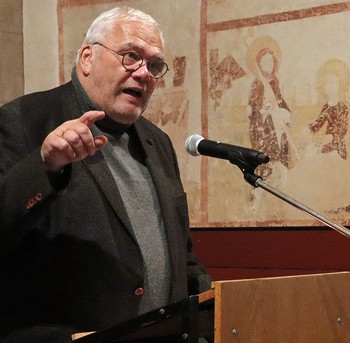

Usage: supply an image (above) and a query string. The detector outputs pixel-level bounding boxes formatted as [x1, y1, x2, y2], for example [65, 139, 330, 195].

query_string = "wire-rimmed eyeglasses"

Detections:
[93, 42, 169, 79]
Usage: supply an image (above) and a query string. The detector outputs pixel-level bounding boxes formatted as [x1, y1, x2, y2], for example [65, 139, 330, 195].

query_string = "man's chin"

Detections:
[107, 108, 142, 125]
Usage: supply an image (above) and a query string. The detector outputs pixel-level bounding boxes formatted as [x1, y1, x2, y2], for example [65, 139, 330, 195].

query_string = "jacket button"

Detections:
[146, 138, 153, 145]
[26, 198, 35, 209]
[35, 192, 43, 201]
[134, 287, 144, 296]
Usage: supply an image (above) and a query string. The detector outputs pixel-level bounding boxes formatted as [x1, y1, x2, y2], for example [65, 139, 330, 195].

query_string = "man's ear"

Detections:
[79, 44, 94, 75]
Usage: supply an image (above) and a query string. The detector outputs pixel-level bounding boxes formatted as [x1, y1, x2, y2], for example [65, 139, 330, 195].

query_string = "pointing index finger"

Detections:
[78, 110, 105, 128]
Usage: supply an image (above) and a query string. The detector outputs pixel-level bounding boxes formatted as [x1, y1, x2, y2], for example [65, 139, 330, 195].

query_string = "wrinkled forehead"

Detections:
[107, 20, 164, 55]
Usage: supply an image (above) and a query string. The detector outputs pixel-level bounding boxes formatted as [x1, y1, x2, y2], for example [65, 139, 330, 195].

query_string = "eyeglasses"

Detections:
[93, 42, 169, 79]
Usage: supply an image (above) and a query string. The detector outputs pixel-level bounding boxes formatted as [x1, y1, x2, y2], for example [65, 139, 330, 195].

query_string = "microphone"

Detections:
[185, 134, 269, 166]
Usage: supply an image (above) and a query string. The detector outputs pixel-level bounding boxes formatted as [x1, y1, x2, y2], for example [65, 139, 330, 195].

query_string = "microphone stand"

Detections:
[228, 151, 350, 239]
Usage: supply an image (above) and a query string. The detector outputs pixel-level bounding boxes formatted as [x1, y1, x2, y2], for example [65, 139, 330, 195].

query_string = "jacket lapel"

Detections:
[81, 151, 135, 239]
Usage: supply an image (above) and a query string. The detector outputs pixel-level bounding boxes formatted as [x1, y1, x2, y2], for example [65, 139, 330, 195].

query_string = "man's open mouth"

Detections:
[123, 88, 142, 98]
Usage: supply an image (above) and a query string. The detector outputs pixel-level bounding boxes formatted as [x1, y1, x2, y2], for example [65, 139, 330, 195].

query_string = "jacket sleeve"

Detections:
[186, 230, 213, 295]
[0, 105, 69, 233]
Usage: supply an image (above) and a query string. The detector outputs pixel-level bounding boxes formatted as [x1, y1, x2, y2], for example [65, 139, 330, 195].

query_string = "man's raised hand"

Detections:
[41, 110, 108, 172]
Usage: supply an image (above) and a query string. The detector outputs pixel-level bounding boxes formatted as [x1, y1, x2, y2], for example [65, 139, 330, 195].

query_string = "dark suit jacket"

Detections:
[0, 82, 210, 342]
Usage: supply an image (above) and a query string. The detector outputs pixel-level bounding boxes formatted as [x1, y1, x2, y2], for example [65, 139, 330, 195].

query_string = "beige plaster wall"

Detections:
[23, 0, 59, 94]
[0, 0, 23, 105]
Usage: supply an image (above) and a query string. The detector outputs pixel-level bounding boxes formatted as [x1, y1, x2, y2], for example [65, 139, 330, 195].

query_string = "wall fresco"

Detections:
[203, 2, 350, 227]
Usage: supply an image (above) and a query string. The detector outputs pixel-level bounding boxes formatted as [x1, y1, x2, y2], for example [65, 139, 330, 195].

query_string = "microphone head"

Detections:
[185, 134, 204, 156]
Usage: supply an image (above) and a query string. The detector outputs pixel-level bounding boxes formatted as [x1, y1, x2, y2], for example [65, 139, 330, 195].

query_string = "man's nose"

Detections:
[132, 63, 151, 80]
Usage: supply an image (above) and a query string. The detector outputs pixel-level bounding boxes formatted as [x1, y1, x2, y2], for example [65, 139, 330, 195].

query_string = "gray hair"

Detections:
[76, 7, 164, 64]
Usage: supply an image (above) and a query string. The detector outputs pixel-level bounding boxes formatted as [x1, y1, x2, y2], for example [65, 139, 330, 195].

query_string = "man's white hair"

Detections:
[76, 7, 164, 64]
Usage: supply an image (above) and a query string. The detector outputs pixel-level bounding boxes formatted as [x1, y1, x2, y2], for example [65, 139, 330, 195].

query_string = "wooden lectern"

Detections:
[212, 271, 350, 342]
[73, 272, 350, 342]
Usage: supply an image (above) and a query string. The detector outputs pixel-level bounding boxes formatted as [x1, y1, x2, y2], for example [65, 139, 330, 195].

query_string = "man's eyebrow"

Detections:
[118, 42, 142, 50]
[118, 42, 164, 60]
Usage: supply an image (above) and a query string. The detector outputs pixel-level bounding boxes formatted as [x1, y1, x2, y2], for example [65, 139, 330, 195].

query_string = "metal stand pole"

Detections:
[224, 149, 350, 238]
[254, 177, 350, 239]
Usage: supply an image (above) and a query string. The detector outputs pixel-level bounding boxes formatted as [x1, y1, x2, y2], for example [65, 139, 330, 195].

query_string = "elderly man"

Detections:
[0, 6, 211, 343]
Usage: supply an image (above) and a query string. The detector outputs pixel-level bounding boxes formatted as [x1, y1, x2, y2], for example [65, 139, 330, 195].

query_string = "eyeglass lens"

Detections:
[122, 52, 168, 78]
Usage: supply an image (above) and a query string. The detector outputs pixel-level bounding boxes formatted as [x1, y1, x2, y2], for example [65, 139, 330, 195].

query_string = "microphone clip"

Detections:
[227, 151, 263, 187]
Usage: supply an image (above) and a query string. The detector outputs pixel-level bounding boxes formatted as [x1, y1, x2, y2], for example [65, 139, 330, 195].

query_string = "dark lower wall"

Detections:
[191, 228, 350, 281]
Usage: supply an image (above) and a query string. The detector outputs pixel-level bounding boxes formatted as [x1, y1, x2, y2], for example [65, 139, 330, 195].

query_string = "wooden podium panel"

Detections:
[213, 272, 350, 343]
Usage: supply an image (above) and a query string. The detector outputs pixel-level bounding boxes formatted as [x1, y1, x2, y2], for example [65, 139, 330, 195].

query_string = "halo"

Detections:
[246, 36, 282, 77]
[317, 58, 350, 101]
